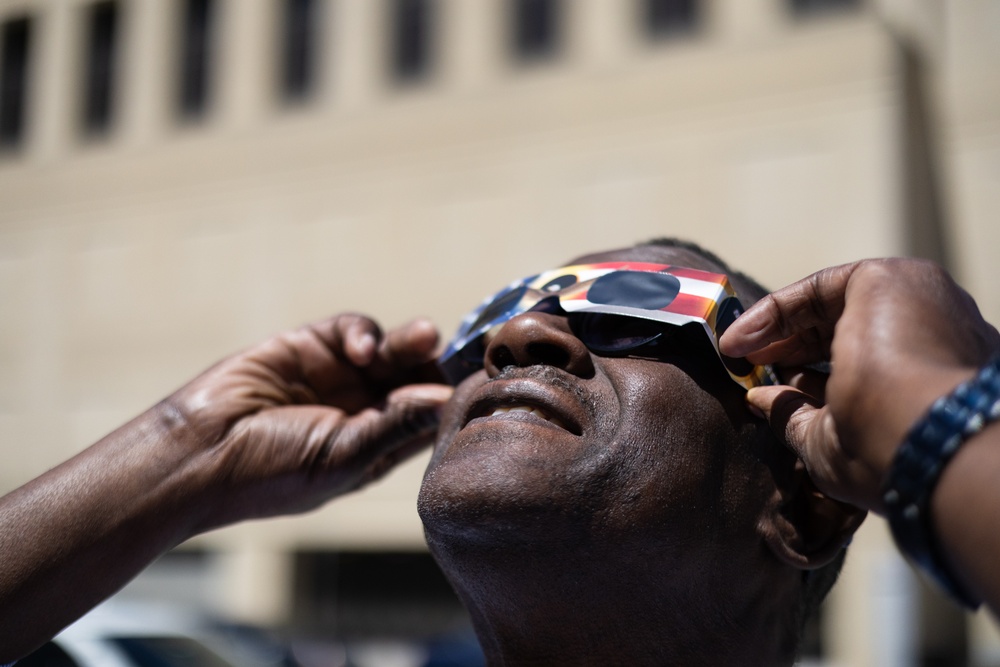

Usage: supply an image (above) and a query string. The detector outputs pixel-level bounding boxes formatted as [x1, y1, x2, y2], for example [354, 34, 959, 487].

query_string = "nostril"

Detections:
[526, 342, 570, 369]
[492, 346, 517, 373]
[483, 312, 596, 379]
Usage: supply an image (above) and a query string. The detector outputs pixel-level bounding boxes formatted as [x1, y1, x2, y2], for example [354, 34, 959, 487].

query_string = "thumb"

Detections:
[746, 385, 832, 464]
[345, 384, 454, 483]
[748, 384, 879, 511]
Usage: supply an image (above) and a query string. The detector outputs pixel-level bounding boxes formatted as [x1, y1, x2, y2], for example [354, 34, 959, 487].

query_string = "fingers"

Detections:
[720, 262, 860, 362]
[746, 385, 830, 464]
[340, 316, 380, 366]
[747, 385, 882, 512]
[248, 314, 383, 396]
[364, 383, 454, 448]
[740, 333, 830, 368]
[251, 315, 446, 408]
[368, 318, 447, 387]
[336, 384, 454, 484]
[309, 315, 441, 372]
[303, 313, 383, 367]
[380, 318, 440, 367]
[780, 366, 829, 404]
[325, 315, 440, 369]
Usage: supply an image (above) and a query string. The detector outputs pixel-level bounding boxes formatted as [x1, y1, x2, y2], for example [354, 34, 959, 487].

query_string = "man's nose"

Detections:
[484, 312, 595, 379]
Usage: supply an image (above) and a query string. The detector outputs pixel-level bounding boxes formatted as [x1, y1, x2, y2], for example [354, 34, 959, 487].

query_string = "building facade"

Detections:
[2, 0, 999, 663]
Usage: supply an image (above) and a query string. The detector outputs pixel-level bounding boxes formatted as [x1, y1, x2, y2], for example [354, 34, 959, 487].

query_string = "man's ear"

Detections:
[761, 459, 867, 570]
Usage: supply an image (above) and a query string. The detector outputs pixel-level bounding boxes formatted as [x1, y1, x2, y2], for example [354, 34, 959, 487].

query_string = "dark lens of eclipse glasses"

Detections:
[568, 312, 666, 354]
[455, 311, 670, 375]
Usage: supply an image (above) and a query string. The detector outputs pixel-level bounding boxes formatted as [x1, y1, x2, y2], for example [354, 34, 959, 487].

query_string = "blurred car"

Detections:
[16, 601, 299, 667]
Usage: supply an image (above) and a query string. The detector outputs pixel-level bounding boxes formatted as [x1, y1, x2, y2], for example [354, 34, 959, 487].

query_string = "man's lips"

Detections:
[462, 377, 587, 436]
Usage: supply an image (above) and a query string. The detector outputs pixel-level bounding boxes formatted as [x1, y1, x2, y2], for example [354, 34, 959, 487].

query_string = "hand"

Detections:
[0, 314, 453, 660]
[160, 313, 454, 532]
[720, 259, 1000, 513]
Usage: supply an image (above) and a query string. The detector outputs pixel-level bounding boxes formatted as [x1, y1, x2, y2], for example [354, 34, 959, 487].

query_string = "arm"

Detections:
[719, 258, 1000, 611]
[0, 314, 452, 661]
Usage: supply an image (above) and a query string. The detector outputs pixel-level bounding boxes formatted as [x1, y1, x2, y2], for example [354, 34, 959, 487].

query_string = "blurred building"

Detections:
[1, 0, 999, 664]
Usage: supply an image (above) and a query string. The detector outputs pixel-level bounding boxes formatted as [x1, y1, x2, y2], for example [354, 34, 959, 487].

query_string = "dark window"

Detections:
[511, 0, 559, 61]
[390, 0, 432, 82]
[280, 0, 318, 101]
[177, 0, 215, 119]
[642, 0, 699, 39]
[0, 16, 32, 149]
[293, 551, 474, 640]
[82, 1, 120, 136]
[789, 0, 860, 16]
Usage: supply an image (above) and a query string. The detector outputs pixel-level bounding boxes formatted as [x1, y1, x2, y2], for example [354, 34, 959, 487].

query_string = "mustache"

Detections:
[490, 364, 599, 423]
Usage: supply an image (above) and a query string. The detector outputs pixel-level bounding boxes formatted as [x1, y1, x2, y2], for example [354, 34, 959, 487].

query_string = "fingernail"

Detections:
[417, 386, 453, 420]
[411, 384, 454, 405]
[409, 319, 440, 355]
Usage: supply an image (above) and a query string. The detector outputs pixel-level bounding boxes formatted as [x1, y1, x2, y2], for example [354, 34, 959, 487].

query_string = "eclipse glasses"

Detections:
[438, 261, 777, 389]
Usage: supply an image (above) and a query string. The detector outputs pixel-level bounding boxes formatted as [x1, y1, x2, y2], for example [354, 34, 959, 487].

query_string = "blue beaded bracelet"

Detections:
[882, 356, 1000, 608]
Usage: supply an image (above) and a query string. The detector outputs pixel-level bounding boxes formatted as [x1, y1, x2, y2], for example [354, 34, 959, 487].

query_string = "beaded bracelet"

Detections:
[882, 356, 1000, 608]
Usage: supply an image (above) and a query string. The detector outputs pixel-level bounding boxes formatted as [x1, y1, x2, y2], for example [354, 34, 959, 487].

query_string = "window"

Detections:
[293, 551, 473, 639]
[642, 0, 699, 39]
[177, 0, 215, 119]
[82, 1, 120, 136]
[789, 0, 860, 17]
[390, 0, 432, 82]
[280, 0, 318, 101]
[0, 16, 32, 149]
[511, 0, 559, 62]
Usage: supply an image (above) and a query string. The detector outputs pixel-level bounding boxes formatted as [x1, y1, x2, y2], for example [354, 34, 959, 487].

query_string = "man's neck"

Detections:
[431, 538, 800, 667]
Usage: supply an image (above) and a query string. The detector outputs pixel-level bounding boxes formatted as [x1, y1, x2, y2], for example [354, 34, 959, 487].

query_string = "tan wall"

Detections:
[0, 0, 901, 542]
[2, 0, 999, 662]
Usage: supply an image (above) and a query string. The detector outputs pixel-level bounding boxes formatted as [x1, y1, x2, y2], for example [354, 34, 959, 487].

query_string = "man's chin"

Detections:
[417, 453, 601, 548]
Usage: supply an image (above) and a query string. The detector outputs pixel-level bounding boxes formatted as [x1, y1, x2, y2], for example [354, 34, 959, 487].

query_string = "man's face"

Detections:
[418, 245, 771, 559]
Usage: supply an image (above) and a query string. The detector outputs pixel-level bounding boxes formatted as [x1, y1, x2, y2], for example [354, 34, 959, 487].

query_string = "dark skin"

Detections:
[418, 246, 862, 666]
[720, 258, 1000, 613]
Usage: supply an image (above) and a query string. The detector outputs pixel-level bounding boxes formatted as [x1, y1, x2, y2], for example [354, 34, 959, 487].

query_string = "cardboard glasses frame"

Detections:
[438, 261, 778, 390]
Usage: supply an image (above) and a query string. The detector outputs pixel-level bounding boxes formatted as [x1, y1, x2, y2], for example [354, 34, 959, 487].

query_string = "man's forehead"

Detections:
[568, 246, 725, 275]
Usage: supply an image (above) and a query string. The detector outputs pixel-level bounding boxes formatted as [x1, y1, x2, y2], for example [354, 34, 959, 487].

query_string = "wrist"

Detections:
[880, 356, 1000, 608]
[108, 401, 219, 544]
[860, 363, 979, 499]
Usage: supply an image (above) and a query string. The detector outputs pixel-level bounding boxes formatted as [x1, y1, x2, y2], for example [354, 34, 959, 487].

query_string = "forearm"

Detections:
[874, 362, 1000, 613]
[0, 405, 206, 661]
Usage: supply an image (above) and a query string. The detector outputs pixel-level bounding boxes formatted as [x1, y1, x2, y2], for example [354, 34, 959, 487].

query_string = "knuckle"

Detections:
[785, 402, 814, 444]
[313, 413, 351, 467]
[761, 293, 790, 338]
